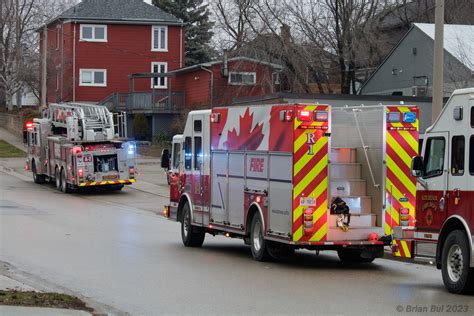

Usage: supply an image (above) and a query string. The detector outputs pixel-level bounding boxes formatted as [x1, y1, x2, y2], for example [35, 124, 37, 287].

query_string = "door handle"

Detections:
[439, 196, 445, 212]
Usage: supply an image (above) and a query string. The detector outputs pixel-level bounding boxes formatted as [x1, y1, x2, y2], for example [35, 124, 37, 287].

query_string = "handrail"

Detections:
[352, 108, 380, 189]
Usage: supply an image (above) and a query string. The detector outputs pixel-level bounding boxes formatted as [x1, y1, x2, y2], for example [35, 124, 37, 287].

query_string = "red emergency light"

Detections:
[211, 113, 221, 123]
[25, 122, 33, 129]
[78, 168, 84, 178]
[297, 110, 312, 122]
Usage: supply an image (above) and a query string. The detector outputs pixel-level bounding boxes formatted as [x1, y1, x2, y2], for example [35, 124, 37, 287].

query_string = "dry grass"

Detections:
[0, 290, 93, 312]
[0, 140, 26, 158]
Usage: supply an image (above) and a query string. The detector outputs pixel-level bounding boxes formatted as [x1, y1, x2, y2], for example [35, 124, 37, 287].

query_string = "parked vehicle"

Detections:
[393, 88, 474, 294]
[25, 103, 136, 192]
[162, 103, 419, 262]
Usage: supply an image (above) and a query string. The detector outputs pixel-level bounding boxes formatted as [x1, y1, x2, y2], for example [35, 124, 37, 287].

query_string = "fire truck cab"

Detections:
[394, 88, 474, 294]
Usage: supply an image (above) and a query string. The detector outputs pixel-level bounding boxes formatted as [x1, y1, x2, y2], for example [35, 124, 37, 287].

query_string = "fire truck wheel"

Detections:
[337, 249, 375, 263]
[61, 168, 71, 193]
[55, 167, 61, 190]
[250, 213, 271, 261]
[180, 202, 205, 247]
[441, 230, 474, 294]
[32, 161, 45, 184]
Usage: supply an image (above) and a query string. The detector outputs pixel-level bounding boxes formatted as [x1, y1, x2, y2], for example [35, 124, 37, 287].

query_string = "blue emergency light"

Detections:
[403, 112, 416, 123]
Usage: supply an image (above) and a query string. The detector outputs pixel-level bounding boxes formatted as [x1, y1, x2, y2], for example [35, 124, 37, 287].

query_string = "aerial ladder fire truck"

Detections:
[392, 88, 474, 294]
[25, 103, 136, 193]
[162, 102, 420, 263]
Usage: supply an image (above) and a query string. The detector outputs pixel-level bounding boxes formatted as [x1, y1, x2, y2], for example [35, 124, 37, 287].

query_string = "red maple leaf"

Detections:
[224, 108, 264, 150]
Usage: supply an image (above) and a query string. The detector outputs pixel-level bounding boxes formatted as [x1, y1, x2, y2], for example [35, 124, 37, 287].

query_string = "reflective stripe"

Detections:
[78, 179, 136, 187]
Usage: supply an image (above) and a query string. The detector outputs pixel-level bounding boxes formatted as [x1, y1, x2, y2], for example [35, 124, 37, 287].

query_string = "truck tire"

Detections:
[60, 168, 71, 193]
[32, 162, 45, 184]
[250, 213, 271, 261]
[55, 167, 61, 190]
[441, 230, 474, 294]
[337, 248, 375, 263]
[180, 202, 205, 247]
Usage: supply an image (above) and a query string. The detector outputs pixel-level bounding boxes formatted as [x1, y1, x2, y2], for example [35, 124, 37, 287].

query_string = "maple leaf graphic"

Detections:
[224, 108, 264, 150]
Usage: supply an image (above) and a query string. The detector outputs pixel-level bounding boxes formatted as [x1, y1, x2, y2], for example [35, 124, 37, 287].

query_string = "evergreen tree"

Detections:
[153, 0, 215, 66]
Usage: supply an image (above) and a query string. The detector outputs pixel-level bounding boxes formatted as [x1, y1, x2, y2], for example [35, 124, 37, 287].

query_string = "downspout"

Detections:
[201, 66, 213, 107]
[179, 21, 184, 68]
[41, 26, 47, 106]
[61, 21, 64, 101]
[73, 22, 76, 102]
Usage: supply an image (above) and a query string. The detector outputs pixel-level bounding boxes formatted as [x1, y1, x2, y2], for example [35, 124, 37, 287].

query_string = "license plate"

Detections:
[300, 197, 316, 206]
[102, 175, 118, 180]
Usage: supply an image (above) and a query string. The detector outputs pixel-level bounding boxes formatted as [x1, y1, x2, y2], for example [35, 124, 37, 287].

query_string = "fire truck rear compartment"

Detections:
[93, 154, 119, 174]
[327, 107, 386, 241]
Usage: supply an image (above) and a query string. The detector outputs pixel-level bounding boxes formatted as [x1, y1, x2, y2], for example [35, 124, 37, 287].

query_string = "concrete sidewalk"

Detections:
[0, 128, 26, 152]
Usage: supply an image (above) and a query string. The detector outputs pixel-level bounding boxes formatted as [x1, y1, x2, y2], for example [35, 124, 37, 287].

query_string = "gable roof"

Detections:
[415, 23, 474, 71]
[44, 0, 181, 27]
[360, 23, 474, 93]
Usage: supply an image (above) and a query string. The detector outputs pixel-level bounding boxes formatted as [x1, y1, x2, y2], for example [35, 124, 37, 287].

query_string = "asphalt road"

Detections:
[1, 159, 473, 315]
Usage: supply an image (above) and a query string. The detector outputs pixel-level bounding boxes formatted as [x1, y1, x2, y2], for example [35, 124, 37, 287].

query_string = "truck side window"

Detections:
[194, 120, 202, 132]
[184, 137, 192, 170]
[470, 136, 474, 175]
[172, 143, 181, 170]
[471, 106, 473, 127]
[423, 137, 445, 178]
[451, 136, 464, 176]
[194, 137, 202, 171]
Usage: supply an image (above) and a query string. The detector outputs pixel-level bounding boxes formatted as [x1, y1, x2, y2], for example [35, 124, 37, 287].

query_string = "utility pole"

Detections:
[41, 26, 48, 107]
[431, 0, 444, 123]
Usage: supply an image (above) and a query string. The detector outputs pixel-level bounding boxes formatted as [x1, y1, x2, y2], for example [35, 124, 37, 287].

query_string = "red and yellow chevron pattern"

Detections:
[385, 106, 419, 235]
[392, 239, 414, 258]
[79, 179, 136, 187]
[292, 105, 329, 242]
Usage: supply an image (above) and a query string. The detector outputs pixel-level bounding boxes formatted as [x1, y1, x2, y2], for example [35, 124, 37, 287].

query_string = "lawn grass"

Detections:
[0, 139, 26, 158]
[0, 290, 93, 312]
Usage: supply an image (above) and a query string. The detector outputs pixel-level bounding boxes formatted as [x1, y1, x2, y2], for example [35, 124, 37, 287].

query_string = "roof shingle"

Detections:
[48, 0, 181, 25]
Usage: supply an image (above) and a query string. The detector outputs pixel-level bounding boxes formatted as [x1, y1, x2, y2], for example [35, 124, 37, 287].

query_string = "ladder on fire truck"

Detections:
[44, 103, 124, 142]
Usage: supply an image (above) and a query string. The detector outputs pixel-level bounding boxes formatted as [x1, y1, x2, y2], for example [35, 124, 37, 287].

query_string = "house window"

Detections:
[229, 72, 256, 85]
[80, 24, 107, 42]
[151, 62, 168, 88]
[272, 72, 281, 85]
[152, 26, 168, 51]
[79, 69, 107, 87]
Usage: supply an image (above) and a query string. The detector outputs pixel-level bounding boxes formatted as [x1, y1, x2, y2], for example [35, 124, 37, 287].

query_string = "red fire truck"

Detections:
[25, 103, 136, 192]
[163, 103, 419, 262]
[393, 88, 474, 294]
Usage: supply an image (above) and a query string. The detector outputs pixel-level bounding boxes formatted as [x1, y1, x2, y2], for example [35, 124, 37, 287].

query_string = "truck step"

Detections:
[330, 196, 372, 214]
[330, 163, 361, 179]
[330, 179, 366, 196]
[329, 213, 377, 228]
[330, 148, 357, 163]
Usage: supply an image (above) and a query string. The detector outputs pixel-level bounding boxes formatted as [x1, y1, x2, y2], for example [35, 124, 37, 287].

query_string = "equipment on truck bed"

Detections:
[25, 102, 135, 193]
[162, 103, 419, 263]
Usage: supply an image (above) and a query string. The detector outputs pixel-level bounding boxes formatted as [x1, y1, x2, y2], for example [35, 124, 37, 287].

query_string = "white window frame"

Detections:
[228, 72, 257, 85]
[80, 24, 107, 42]
[151, 62, 168, 89]
[56, 25, 61, 50]
[151, 25, 168, 52]
[79, 69, 107, 87]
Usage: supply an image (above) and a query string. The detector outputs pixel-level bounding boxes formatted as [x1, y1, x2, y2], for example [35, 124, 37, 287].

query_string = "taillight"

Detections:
[314, 111, 328, 122]
[129, 167, 135, 178]
[78, 168, 84, 178]
[400, 208, 410, 225]
[297, 110, 312, 122]
[303, 208, 314, 233]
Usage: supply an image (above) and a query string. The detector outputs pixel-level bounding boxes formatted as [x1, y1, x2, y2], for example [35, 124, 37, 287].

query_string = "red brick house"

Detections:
[39, 0, 184, 104]
[171, 57, 284, 108]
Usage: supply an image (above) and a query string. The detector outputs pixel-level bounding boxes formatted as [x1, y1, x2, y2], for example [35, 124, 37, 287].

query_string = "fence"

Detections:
[100, 91, 185, 113]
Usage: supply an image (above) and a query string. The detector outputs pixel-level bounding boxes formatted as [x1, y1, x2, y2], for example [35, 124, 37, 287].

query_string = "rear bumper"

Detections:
[78, 179, 136, 187]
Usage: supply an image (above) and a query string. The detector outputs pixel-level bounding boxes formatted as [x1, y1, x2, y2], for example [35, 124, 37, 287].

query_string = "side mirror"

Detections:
[161, 149, 170, 169]
[411, 156, 424, 177]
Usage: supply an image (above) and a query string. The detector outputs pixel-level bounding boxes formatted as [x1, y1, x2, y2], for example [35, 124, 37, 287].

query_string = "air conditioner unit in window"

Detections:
[412, 85, 427, 97]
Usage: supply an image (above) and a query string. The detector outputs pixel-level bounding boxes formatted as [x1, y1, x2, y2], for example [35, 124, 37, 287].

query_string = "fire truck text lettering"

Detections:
[307, 133, 316, 155]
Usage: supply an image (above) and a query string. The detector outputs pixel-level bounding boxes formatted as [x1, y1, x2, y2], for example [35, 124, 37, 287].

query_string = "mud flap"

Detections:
[392, 239, 414, 258]
[361, 246, 384, 259]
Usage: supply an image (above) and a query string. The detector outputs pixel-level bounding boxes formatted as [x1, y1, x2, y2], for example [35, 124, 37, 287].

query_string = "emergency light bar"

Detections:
[211, 113, 221, 123]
